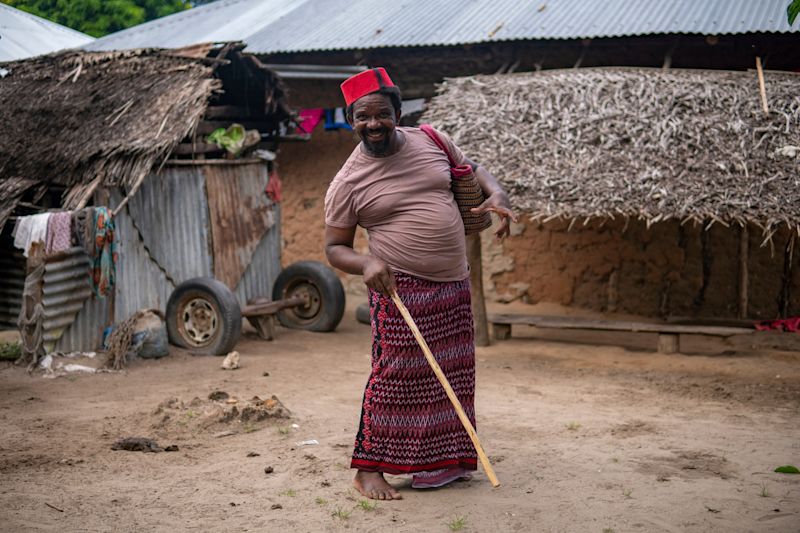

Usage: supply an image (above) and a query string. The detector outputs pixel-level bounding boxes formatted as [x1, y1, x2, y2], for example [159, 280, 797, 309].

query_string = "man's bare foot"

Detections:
[353, 470, 402, 500]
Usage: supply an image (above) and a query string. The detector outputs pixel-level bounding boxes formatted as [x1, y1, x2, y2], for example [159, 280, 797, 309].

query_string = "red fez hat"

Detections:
[340, 67, 396, 107]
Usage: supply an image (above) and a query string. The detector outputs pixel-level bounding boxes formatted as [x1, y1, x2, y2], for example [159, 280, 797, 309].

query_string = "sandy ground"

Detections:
[1, 300, 799, 533]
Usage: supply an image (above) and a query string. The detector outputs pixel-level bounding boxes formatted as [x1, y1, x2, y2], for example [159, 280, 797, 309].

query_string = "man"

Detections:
[324, 67, 516, 500]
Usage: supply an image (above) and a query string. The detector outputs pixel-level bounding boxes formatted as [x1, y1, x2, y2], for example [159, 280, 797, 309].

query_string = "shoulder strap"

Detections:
[419, 124, 456, 168]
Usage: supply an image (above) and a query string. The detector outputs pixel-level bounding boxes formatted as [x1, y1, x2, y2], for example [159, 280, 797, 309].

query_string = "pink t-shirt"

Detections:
[325, 126, 469, 282]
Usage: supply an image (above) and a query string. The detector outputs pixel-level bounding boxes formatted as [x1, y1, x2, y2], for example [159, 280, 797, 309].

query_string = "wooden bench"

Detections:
[488, 313, 754, 353]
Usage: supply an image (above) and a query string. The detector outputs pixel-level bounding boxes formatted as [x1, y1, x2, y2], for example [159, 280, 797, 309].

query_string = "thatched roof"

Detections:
[424, 68, 800, 238]
[0, 48, 220, 221]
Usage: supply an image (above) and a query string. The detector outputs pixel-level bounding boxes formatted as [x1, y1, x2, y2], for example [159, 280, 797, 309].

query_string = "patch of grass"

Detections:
[277, 427, 290, 436]
[0, 341, 21, 360]
[611, 457, 619, 463]
[279, 489, 296, 497]
[622, 488, 633, 499]
[315, 497, 328, 506]
[602, 528, 616, 533]
[185, 410, 197, 418]
[357, 499, 377, 511]
[446, 516, 467, 531]
[759, 482, 770, 497]
[565, 421, 581, 431]
[332, 507, 351, 520]
[243, 424, 260, 434]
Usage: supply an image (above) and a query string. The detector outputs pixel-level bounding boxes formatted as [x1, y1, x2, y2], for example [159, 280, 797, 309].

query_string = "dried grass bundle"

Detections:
[424, 67, 800, 240]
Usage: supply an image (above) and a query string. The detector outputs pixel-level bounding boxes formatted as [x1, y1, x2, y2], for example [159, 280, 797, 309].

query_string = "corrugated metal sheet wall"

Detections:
[4, 161, 281, 351]
[0, 237, 26, 328]
[41, 247, 107, 353]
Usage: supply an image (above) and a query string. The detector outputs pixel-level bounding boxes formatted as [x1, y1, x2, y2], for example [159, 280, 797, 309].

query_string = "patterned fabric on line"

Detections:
[351, 272, 477, 475]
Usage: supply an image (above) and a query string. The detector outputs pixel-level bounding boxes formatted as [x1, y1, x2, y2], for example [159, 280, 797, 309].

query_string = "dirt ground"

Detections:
[1, 299, 799, 533]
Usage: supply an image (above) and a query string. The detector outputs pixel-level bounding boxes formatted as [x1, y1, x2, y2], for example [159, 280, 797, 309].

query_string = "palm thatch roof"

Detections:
[424, 68, 800, 240]
[0, 46, 289, 233]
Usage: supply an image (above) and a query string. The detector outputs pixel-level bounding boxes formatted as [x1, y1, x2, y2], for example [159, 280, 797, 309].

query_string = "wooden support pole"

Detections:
[657, 333, 679, 354]
[756, 57, 769, 116]
[738, 225, 749, 319]
[390, 290, 500, 488]
[466, 233, 489, 347]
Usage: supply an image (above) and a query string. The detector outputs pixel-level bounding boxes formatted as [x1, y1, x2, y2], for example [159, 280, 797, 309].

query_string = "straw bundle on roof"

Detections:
[424, 68, 800, 239]
[0, 49, 220, 211]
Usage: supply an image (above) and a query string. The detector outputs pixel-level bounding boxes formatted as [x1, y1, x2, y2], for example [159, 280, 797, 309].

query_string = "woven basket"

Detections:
[420, 125, 492, 235]
[450, 165, 493, 234]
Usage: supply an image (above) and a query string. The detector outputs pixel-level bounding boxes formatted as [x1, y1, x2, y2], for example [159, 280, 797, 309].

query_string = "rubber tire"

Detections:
[355, 302, 370, 325]
[166, 277, 242, 355]
[272, 261, 345, 332]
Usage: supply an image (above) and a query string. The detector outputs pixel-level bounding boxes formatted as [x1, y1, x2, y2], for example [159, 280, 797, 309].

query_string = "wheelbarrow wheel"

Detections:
[166, 277, 242, 355]
[272, 261, 345, 332]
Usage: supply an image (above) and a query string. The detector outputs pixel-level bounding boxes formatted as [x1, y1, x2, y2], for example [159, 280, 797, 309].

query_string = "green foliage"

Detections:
[789, 0, 800, 25]
[0, 341, 22, 360]
[775, 465, 800, 474]
[2, 0, 192, 37]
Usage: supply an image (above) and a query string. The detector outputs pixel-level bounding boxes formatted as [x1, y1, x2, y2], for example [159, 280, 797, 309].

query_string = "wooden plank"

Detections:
[171, 142, 225, 155]
[197, 120, 275, 135]
[205, 105, 254, 119]
[488, 313, 753, 336]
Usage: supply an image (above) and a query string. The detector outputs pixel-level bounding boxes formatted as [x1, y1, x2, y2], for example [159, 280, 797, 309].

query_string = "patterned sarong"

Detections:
[351, 272, 478, 476]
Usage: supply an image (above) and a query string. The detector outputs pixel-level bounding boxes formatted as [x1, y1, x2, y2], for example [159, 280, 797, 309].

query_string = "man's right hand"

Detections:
[362, 257, 395, 296]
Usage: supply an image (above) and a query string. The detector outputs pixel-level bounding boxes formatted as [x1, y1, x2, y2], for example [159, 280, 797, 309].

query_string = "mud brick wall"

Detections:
[484, 218, 800, 319]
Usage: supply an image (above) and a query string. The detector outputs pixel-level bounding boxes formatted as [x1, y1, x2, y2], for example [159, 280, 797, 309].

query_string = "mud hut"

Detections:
[0, 45, 294, 355]
[424, 67, 800, 321]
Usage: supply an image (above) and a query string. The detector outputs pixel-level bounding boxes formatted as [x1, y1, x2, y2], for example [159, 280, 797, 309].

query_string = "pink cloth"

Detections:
[755, 318, 800, 332]
[296, 108, 324, 134]
[324, 126, 469, 282]
[45, 211, 72, 254]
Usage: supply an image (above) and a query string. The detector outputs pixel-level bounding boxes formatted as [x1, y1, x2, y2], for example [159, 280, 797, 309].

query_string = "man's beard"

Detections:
[360, 128, 392, 156]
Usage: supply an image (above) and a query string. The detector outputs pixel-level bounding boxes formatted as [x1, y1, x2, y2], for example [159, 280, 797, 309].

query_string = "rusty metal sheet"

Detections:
[205, 162, 275, 290]
[234, 203, 281, 305]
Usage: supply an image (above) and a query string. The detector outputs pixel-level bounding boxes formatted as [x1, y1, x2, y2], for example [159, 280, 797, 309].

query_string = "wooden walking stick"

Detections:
[390, 289, 500, 488]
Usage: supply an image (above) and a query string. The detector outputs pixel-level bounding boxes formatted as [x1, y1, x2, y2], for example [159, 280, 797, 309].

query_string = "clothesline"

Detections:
[11, 206, 117, 298]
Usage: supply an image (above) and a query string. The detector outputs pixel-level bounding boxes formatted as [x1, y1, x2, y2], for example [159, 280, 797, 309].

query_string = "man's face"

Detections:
[350, 93, 400, 156]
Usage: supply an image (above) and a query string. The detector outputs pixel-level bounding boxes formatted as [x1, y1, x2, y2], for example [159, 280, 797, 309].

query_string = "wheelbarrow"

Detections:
[164, 261, 345, 355]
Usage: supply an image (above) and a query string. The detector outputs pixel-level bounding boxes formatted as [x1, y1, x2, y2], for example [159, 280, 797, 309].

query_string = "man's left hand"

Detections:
[471, 191, 518, 238]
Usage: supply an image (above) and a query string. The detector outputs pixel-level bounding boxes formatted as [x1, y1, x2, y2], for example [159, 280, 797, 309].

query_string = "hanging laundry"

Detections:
[12, 212, 51, 257]
[296, 108, 324, 134]
[324, 108, 352, 131]
[265, 170, 282, 203]
[91, 207, 117, 298]
[45, 211, 73, 254]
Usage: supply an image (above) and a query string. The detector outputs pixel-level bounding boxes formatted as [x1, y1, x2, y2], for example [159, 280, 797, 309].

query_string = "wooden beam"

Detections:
[755, 56, 769, 116]
[205, 105, 254, 119]
[488, 313, 753, 336]
[466, 233, 489, 347]
[197, 120, 276, 135]
[738, 225, 749, 319]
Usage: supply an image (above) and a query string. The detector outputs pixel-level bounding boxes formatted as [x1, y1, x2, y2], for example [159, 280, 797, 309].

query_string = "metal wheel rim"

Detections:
[284, 281, 322, 323]
[179, 297, 219, 346]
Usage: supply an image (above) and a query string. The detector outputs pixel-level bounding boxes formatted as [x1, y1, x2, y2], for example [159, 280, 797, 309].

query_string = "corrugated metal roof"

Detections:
[86, 0, 798, 54]
[0, 3, 94, 61]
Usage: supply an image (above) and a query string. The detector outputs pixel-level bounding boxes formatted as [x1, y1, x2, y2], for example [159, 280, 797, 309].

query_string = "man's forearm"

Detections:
[468, 159, 507, 199]
[325, 244, 369, 276]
